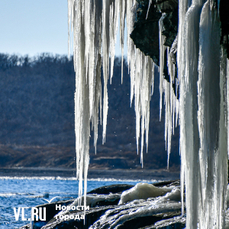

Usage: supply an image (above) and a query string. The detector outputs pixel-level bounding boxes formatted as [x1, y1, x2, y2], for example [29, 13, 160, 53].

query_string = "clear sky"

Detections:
[0, 0, 69, 56]
[0, 0, 125, 57]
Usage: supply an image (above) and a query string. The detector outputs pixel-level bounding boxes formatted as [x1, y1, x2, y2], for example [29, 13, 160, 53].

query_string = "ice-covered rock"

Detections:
[118, 183, 171, 204]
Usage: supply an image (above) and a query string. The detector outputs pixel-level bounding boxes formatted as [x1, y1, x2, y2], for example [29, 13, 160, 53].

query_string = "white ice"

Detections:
[68, 0, 229, 228]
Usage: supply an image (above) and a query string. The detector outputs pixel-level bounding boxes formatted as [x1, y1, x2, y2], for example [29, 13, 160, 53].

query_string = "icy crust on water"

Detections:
[69, 0, 229, 228]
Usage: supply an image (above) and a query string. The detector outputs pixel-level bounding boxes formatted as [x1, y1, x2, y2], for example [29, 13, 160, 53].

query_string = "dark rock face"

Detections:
[90, 206, 182, 229]
[220, 0, 229, 58]
[130, 0, 161, 65]
[131, 0, 229, 100]
[131, 0, 179, 98]
[148, 216, 186, 228]
[41, 206, 116, 229]
[36, 199, 75, 223]
[87, 184, 134, 195]
[19, 184, 128, 229]
[132, 0, 229, 62]
[161, 9, 178, 47]
[20, 182, 183, 229]
[156, 0, 178, 13]
[131, 0, 178, 66]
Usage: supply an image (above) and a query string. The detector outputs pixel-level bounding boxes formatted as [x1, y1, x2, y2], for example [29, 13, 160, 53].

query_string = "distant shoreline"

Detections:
[0, 167, 180, 181]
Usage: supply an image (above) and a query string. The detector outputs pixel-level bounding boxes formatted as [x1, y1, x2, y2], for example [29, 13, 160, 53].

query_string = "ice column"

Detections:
[68, 0, 141, 202]
[177, 0, 228, 228]
[197, 1, 227, 228]
[179, 1, 204, 227]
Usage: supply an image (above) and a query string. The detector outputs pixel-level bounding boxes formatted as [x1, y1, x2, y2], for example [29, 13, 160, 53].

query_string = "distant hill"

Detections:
[0, 53, 180, 171]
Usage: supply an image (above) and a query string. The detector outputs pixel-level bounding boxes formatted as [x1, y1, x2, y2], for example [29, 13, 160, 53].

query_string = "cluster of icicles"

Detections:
[68, 0, 229, 228]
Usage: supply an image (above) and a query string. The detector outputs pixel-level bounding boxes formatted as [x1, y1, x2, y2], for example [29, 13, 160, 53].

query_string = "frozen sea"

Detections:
[0, 176, 157, 228]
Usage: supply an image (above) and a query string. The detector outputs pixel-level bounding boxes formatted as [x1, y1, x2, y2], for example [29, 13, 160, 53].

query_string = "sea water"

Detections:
[0, 177, 155, 228]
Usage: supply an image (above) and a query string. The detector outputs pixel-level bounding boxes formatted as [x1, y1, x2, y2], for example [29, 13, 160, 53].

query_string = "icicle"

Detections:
[176, 0, 228, 227]
[69, 2, 229, 228]
[180, 2, 204, 227]
[228, 58, 229, 158]
[177, 0, 190, 218]
[134, 49, 142, 156]
[131, 49, 154, 166]
[68, 0, 132, 206]
[101, 0, 110, 145]
[68, 0, 103, 210]
[164, 47, 179, 169]
[164, 80, 171, 168]
[146, 0, 152, 19]
[215, 47, 228, 229]
[119, 0, 126, 84]
[146, 58, 154, 153]
[109, 1, 119, 84]
[158, 18, 179, 170]
[126, 0, 136, 76]
[158, 14, 166, 121]
[196, 1, 227, 228]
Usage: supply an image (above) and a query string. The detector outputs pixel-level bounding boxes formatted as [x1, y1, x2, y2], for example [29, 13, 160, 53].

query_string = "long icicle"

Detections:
[68, 0, 130, 204]
[179, 1, 204, 227]
[197, 1, 226, 228]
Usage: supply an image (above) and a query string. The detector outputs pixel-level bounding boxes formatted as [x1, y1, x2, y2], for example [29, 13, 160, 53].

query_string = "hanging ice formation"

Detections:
[177, 0, 228, 228]
[68, 0, 229, 228]
[68, 0, 155, 204]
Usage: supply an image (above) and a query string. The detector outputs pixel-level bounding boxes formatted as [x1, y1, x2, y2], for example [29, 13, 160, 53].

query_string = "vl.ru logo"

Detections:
[13, 207, 46, 221]
[13, 196, 60, 221]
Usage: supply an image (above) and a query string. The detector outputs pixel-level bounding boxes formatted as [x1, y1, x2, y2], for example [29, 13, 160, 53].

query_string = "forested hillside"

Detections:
[0, 53, 180, 170]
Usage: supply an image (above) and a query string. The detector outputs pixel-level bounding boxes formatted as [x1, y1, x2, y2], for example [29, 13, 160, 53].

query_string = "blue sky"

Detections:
[0, 0, 125, 57]
[0, 0, 69, 56]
